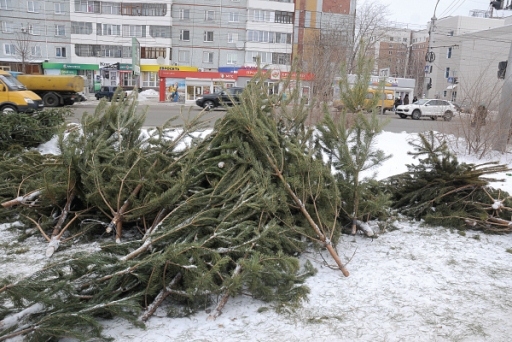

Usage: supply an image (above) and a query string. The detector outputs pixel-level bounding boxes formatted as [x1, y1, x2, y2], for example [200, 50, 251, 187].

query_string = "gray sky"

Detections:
[359, 0, 511, 30]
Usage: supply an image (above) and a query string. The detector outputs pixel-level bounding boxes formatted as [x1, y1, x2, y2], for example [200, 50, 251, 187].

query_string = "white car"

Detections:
[395, 99, 456, 121]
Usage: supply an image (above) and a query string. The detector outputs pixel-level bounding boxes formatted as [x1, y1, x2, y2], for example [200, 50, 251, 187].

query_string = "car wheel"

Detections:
[443, 111, 453, 121]
[411, 109, 421, 120]
[398, 114, 407, 119]
[1, 105, 17, 114]
[203, 100, 215, 111]
[431, 116, 437, 120]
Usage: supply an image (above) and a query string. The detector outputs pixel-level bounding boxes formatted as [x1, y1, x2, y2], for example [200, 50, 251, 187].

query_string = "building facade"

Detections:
[426, 15, 508, 107]
[2, 0, 348, 89]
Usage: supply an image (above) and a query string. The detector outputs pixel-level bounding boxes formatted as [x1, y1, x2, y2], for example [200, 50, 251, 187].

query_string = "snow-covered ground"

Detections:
[3, 131, 512, 341]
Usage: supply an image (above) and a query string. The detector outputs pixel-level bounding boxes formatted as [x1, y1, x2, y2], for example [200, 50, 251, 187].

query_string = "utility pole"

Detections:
[493, 42, 512, 152]
[423, 0, 440, 98]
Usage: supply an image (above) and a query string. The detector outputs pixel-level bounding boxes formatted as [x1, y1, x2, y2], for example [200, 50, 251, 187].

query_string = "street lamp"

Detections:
[423, 0, 441, 98]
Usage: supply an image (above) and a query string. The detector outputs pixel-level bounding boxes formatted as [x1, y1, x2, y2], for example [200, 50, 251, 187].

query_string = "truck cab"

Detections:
[0, 71, 44, 114]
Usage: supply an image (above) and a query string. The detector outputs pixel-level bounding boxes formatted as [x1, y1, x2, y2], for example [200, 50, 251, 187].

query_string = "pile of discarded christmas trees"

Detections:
[1, 71, 511, 341]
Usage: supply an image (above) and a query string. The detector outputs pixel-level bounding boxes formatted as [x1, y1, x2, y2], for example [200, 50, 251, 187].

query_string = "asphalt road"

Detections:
[70, 101, 461, 134]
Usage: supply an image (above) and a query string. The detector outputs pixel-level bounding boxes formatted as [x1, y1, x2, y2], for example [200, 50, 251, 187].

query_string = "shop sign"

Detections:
[42, 62, 99, 70]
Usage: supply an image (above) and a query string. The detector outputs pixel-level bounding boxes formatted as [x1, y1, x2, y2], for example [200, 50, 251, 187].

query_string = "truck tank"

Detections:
[14, 74, 85, 107]
[16, 75, 84, 93]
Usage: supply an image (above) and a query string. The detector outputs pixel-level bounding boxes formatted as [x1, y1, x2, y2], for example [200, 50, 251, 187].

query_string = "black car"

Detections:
[95, 86, 126, 101]
[195, 87, 244, 110]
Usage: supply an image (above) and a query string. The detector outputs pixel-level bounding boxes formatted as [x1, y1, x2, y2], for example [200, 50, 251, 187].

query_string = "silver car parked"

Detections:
[396, 99, 456, 121]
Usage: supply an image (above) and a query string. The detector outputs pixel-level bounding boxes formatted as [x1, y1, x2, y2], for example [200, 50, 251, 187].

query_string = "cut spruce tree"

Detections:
[385, 131, 512, 232]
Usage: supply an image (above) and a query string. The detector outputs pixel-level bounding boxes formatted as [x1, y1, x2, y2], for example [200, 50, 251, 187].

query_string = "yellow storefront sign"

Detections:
[140, 65, 198, 72]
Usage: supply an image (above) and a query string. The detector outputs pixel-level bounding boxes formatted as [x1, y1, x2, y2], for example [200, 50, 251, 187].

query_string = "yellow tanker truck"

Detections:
[0, 70, 44, 114]
[11, 73, 84, 107]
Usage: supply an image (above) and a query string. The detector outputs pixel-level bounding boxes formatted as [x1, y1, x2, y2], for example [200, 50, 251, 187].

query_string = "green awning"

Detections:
[42, 62, 99, 71]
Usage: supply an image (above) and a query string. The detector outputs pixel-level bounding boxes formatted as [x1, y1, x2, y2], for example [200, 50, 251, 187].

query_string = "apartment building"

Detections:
[0, 0, 71, 73]
[1, 0, 355, 94]
[372, 28, 412, 79]
[426, 15, 507, 107]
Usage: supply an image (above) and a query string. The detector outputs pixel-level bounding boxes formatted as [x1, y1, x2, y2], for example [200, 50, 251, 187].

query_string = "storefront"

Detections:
[158, 68, 314, 103]
[158, 69, 236, 103]
[98, 62, 135, 89]
[141, 65, 197, 90]
[42, 62, 99, 92]
[237, 68, 314, 100]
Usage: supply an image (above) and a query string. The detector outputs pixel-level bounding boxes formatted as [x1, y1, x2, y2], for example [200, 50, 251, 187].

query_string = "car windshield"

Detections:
[0, 74, 27, 91]
[416, 99, 429, 105]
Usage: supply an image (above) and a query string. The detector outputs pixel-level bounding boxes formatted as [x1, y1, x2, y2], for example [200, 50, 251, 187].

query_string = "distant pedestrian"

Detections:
[413, 96, 418, 103]
[394, 97, 402, 111]
[403, 94, 409, 105]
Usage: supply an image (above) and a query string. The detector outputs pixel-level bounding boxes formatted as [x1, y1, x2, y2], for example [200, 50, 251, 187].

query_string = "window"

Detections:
[178, 50, 190, 63]
[28, 24, 40, 35]
[140, 47, 166, 59]
[4, 44, 15, 55]
[445, 67, 450, 78]
[54, 3, 64, 14]
[204, 31, 214, 42]
[101, 2, 120, 14]
[229, 12, 239, 22]
[180, 9, 190, 20]
[205, 10, 214, 21]
[272, 53, 291, 65]
[27, 1, 40, 12]
[203, 51, 214, 63]
[149, 26, 170, 38]
[74, 0, 100, 13]
[447, 47, 452, 59]
[1, 21, 14, 33]
[246, 51, 271, 64]
[228, 33, 238, 43]
[123, 25, 143, 37]
[101, 45, 122, 57]
[275, 11, 293, 24]
[55, 25, 65, 36]
[275, 32, 291, 44]
[250, 9, 274, 22]
[142, 71, 158, 87]
[31, 45, 41, 56]
[100, 24, 121, 36]
[180, 30, 190, 41]
[56, 47, 67, 57]
[227, 53, 237, 65]
[71, 21, 93, 34]
[0, 0, 13, 10]
[121, 3, 166, 16]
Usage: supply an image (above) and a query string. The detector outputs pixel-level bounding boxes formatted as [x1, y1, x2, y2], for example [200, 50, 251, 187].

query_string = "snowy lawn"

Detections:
[3, 130, 512, 341]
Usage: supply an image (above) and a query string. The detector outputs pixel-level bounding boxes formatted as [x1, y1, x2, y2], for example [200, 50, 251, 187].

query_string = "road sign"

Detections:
[425, 52, 435, 63]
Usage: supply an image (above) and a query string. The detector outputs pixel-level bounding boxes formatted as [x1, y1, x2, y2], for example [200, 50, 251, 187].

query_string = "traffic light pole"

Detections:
[494, 41, 512, 152]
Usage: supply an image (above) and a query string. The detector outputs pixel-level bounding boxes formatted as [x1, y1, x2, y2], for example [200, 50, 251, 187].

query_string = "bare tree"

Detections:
[11, 30, 35, 73]
[300, 20, 353, 123]
[441, 65, 505, 158]
[349, 1, 391, 74]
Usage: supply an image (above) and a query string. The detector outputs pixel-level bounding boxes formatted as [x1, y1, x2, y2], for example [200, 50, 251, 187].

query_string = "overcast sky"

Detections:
[359, 0, 511, 30]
